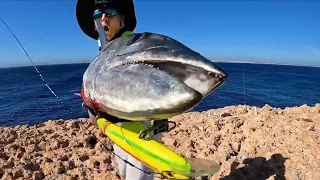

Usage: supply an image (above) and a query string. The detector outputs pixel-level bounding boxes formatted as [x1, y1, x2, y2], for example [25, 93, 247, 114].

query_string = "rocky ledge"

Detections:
[0, 104, 319, 180]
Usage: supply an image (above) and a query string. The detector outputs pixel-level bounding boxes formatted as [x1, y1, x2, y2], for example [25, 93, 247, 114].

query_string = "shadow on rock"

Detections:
[220, 154, 288, 180]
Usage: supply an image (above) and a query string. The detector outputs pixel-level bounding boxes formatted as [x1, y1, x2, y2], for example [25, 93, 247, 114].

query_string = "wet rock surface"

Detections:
[0, 104, 319, 180]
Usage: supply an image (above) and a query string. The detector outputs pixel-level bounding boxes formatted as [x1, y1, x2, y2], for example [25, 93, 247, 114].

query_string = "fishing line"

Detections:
[0, 17, 164, 178]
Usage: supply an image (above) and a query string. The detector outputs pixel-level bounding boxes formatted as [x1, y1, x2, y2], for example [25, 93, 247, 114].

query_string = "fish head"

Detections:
[83, 32, 228, 120]
[107, 32, 228, 97]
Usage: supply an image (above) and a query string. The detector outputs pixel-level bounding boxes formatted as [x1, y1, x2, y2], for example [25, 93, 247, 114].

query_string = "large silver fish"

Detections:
[80, 32, 228, 121]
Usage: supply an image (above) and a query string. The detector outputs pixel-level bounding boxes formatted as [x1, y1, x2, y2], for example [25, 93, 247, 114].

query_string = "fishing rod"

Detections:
[0, 17, 163, 178]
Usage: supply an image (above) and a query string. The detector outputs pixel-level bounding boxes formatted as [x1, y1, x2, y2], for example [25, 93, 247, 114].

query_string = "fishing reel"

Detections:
[138, 119, 176, 140]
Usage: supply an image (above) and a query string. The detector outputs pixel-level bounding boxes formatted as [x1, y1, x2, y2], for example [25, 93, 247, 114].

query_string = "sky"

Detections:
[0, 0, 319, 67]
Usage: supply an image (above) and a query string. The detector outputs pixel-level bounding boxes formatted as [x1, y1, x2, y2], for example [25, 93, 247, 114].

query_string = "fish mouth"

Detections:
[114, 60, 228, 97]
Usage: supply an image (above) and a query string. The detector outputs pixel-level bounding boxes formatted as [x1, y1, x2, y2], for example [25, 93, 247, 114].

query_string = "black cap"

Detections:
[76, 0, 137, 40]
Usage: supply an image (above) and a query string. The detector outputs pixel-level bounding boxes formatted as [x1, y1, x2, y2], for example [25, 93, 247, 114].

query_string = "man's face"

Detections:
[94, 8, 123, 41]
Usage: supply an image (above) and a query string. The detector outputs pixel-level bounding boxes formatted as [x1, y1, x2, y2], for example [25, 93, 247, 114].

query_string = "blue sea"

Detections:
[0, 62, 319, 127]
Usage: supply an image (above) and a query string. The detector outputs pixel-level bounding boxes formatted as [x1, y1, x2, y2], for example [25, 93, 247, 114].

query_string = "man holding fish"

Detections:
[76, 0, 228, 179]
[76, 0, 170, 179]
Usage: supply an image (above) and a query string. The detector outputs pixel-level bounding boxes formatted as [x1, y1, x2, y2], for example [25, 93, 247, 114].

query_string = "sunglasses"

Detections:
[93, 8, 119, 19]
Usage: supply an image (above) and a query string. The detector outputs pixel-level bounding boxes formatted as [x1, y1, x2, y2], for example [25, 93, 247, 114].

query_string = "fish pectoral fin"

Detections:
[74, 92, 81, 97]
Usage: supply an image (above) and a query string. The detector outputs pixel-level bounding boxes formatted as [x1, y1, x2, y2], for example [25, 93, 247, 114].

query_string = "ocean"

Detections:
[0, 62, 319, 127]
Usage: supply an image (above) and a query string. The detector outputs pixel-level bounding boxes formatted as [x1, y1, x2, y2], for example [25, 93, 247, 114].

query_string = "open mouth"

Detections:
[103, 26, 109, 32]
[114, 60, 228, 97]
